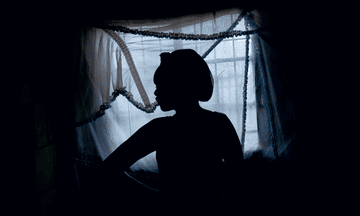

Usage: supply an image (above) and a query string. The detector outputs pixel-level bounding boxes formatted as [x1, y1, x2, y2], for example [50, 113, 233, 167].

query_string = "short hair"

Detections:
[153, 49, 214, 102]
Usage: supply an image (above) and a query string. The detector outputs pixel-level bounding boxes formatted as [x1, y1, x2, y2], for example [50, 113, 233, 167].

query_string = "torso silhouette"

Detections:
[155, 109, 235, 214]
[101, 109, 242, 215]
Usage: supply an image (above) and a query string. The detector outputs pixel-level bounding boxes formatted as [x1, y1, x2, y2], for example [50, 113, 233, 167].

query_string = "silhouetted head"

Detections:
[153, 49, 214, 112]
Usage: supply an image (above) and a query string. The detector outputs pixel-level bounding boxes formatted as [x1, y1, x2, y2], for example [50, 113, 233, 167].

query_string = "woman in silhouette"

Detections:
[99, 49, 244, 215]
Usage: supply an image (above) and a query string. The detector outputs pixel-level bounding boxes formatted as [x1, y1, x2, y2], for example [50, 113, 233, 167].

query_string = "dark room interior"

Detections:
[18, 2, 314, 216]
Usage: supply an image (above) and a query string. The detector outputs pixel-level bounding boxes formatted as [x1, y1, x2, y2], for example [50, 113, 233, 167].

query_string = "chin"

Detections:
[160, 107, 171, 112]
[159, 104, 173, 112]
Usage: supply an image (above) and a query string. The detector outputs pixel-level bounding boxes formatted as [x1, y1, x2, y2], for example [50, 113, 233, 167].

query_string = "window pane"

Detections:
[205, 49, 215, 60]
[216, 14, 231, 32]
[195, 23, 201, 34]
[131, 49, 144, 68]
[233, 17, 246, 32]
[216, 62, 234, 105]
[181, 25, 194, 34]
[235, 61, 244, 102]
[244, 130, 259, 152]
[144, 50, 160, 67]
[234, 39, 246, 57]
[245, 106, 257, 131]
[220, 77, 228, 87]
[208, 63, 215, 74]
[236, 60, 244, 78]
[215, 40, 233, 59]
[230, 78, 235, 87]
[159, 38, 175, 52]
[182, 41, 196, 50]
[223, 87, 229, 103]
[217, 62, 234, 78]
[230, 86, 235, 104]
[201, 20, 214, 35]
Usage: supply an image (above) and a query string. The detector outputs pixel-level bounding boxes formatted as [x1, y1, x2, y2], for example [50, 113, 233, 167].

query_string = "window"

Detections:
[117, 18, 259, 152]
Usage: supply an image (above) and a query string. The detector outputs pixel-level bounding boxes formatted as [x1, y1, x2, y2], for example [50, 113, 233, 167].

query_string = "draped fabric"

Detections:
[250, 22, 296, 162]
[71, 7, 294, 196]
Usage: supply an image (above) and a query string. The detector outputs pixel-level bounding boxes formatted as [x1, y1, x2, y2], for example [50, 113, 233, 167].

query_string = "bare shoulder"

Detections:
[151, 116, 172, 123]
[213, 110, 230, 120]
[210, 110, 226, 116]
[148, 116, 173, 128]
[206, 110, 228, 121]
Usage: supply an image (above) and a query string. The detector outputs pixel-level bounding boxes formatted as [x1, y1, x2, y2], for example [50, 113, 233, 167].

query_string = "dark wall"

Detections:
[20, 15, 82, 215]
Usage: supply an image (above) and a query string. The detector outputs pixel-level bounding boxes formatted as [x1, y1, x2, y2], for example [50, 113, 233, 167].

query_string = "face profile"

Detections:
[154, 84, 178, 112]
[153, 49, 214, 115]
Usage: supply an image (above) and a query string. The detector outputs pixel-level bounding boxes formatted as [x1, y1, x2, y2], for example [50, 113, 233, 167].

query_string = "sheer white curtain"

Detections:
[72, 8, 261, 183]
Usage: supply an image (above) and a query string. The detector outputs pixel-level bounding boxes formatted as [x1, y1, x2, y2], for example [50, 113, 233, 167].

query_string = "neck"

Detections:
[174, 101, 203, 117]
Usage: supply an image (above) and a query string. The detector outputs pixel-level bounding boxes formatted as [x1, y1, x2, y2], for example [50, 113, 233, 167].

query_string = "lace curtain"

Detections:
[71, 8, 294, 192]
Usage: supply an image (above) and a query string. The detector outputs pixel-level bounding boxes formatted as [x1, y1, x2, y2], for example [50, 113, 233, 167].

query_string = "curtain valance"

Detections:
[91, 23, 262, 41]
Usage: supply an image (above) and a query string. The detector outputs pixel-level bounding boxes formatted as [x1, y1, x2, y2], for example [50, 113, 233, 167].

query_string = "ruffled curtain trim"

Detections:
[92, 23, 263, 42]
[240, 20, 250, 154]
[74, 86, 159, 128]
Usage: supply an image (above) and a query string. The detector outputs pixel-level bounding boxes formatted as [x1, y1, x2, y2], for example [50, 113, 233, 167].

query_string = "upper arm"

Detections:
[101, 118, 161, 171]
[219, 114, 244, 199]
[220, 114, 244, 169]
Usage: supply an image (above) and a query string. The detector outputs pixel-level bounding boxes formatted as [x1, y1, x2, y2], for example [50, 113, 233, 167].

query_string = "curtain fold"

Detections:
[250, 15, 296, 161]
